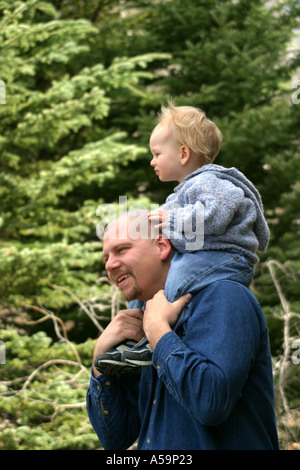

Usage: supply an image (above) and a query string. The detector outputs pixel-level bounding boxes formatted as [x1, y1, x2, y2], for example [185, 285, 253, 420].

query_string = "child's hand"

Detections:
[148, 209, 170, 229]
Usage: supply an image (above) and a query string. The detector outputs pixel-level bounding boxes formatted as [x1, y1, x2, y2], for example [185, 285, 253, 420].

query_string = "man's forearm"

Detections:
[87, 372, 140, 450]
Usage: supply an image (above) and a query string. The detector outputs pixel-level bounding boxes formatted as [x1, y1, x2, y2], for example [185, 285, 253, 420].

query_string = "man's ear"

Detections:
[154, 234, 172, 261]
[180, 145, 191, 166]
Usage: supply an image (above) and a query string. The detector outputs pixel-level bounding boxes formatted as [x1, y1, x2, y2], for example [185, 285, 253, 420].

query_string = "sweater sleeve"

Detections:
[163, 172, 245, 252]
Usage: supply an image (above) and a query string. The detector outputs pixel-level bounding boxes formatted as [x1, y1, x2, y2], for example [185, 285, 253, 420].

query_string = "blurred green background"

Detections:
[0, 0, 299, 450]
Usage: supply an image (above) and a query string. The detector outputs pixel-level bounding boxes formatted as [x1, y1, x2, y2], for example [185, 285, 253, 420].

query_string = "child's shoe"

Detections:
[94, 340, 141, 376]
[122, 337, 153, 366]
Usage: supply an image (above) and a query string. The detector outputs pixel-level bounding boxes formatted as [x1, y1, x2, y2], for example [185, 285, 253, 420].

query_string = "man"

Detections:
[86, 211, 279, 450]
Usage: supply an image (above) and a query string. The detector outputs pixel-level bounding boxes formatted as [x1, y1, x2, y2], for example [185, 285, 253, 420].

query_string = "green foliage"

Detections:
[0, 328, 100, 450]
[0, 0, 167, 312]
[0, 0, 299, 450]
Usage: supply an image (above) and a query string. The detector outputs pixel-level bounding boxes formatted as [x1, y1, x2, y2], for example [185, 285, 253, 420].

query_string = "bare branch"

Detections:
[266, 259, 300, 444]
[22, 304, 82, 365]
[49, 282, 105, 332]
[17, 359, 89, 397]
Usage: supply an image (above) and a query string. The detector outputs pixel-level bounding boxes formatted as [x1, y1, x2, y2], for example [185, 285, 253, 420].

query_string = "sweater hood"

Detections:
[182, 164, 270, 252]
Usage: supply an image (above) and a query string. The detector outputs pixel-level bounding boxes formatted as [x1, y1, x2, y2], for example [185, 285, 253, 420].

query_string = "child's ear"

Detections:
[180, 145, 191, 166]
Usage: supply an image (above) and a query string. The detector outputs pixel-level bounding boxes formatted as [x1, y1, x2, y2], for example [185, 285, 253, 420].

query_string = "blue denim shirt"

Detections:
[128, 249, 254, 330]
[86, 280, 279, 450]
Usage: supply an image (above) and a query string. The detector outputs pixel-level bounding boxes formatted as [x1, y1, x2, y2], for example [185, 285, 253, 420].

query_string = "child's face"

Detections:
[149, 125, 183, 183]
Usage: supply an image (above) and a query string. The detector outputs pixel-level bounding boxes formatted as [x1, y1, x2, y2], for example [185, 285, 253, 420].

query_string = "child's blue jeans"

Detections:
[129, 250, 254, 333]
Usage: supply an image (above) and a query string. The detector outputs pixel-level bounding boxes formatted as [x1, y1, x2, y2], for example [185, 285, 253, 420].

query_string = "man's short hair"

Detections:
[104, 210, 161, 241]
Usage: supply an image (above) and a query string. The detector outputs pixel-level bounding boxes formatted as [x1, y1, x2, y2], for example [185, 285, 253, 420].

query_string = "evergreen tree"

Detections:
[0, 0, 299, 449]
[0, 0, 166, 338]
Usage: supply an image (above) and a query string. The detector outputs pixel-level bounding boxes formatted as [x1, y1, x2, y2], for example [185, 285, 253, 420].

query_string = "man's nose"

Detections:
[105, 255, 121, 273]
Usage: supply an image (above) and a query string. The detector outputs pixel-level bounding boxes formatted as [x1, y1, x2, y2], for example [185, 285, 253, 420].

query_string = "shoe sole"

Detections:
[123, 358, 152, 366]
[123, 348, 153, 366]
[95, 361, 141, 375]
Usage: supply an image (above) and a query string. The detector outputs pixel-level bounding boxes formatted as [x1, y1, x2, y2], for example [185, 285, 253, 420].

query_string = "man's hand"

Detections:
[148, 209, 170, 229]
[92, 308, 144, 377]
[143, 290, 192, 349]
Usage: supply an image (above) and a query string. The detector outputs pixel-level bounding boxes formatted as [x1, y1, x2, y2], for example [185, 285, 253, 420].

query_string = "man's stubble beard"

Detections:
[121, 280, 143, 302]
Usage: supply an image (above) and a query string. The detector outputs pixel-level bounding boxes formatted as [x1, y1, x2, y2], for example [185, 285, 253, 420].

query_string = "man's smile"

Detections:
[114, 272, 131, 287]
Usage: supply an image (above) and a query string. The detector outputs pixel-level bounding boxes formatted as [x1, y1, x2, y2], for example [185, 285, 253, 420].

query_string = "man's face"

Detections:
[102, 215, 170, 301]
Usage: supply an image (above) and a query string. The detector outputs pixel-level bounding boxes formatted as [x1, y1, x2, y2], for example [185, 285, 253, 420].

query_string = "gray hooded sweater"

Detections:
[161, 164, 270, 264]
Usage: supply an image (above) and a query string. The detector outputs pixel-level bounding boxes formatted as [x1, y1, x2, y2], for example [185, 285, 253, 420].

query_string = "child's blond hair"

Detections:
[156, 102, 223, 165]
